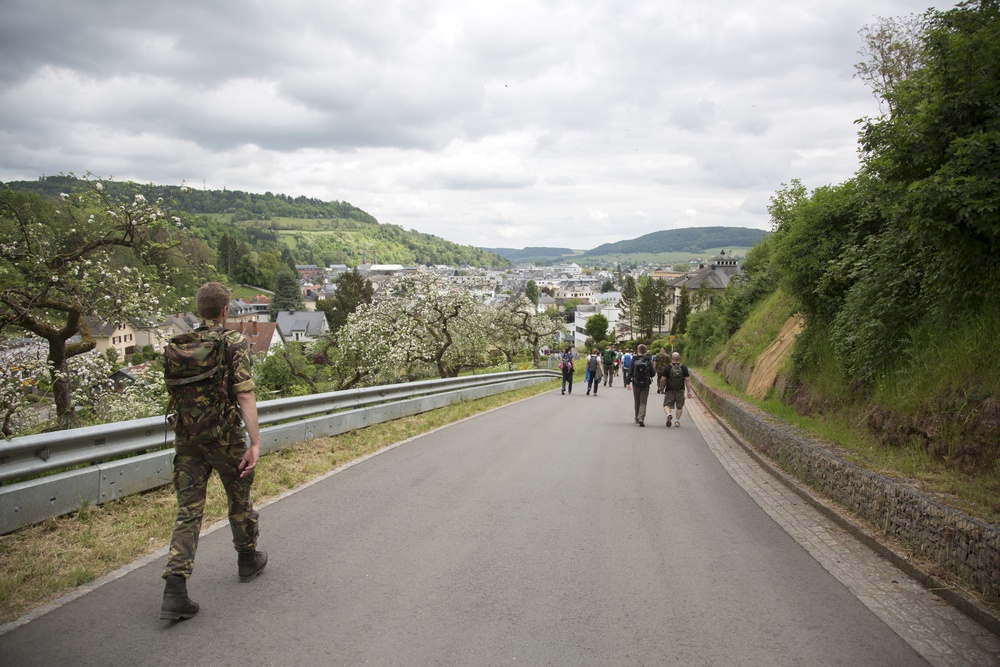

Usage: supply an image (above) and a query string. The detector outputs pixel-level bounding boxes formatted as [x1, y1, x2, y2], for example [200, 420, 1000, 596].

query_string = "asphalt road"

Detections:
[0, 383, 982, 666]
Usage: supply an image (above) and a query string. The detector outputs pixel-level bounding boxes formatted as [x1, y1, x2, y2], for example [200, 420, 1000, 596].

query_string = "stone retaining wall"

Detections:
[694, 377, 1000, 605]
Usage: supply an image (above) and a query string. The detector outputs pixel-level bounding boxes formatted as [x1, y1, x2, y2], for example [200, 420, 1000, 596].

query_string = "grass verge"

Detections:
[0, 380, 560, 624]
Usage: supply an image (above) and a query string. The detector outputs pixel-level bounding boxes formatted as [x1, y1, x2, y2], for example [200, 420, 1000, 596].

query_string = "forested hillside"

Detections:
[1, 175, 510, 270]
[585, 227, 768, 256]
[2, 174, 378, 223]
[682, 2, 999, 494]
[484, 227, 767, 264]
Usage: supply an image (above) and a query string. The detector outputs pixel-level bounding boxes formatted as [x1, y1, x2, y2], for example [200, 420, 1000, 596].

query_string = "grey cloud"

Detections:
[0, 0, 941, 248]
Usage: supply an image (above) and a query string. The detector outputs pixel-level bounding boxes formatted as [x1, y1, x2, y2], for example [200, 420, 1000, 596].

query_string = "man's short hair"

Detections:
[637, 344, 647, 354]
[196, 282, 230, 319]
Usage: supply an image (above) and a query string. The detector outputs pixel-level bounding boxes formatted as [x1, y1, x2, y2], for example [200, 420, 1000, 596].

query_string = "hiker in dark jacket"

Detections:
[586, 348, 603, 396]
[560, 346, 575, 395]
[625, 344, 654, 426]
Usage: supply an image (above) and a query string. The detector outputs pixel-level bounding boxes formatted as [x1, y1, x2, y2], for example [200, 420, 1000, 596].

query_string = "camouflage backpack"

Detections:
[164, 328, 234, 443]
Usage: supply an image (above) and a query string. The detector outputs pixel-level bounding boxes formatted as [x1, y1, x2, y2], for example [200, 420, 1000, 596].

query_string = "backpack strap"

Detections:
[165, 362, 225, 387]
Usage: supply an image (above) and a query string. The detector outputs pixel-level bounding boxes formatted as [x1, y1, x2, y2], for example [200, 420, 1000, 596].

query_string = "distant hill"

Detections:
[585, 227, 768, 256]
[3, 175, 510, 268]
[484, 247, 576, 264]
[484, 227, 768, 264]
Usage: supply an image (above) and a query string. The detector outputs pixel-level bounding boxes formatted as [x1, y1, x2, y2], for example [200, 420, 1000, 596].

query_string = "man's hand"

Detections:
[236, 390, 261, 478]
[238, 444, 261, 478]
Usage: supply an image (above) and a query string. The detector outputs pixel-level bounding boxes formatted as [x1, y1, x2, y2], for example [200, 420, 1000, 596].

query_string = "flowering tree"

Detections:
[0, 177, 180, 428]
[490, 296, 564, 368]
[328, 272, 491, 387]
[56, 351, 165, 423]
[0, 338, 48, 436]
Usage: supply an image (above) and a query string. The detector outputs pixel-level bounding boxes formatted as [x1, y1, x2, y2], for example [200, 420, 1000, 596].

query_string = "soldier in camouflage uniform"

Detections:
[160, 282, 268, 621]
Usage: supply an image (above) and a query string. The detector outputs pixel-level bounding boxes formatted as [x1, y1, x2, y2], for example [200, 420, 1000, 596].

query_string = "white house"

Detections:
[572, 304, 622, 349]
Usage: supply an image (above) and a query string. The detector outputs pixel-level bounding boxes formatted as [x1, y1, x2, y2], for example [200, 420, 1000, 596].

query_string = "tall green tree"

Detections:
[217, 233, 240, 278]
[235, 253, 263, 287]
[585, 313, 609, 343]
[860, 0, 1000, 311]
[271, 271, 304, 311]
[525, 280, 539, 306]
[636, 276, 659, 340]
[672, 286, 691, 335]
[620, 275, 638, 336]
[652, 278, 670, 333]
[280, 247, 297, 273]
[321, 269, 373, 334]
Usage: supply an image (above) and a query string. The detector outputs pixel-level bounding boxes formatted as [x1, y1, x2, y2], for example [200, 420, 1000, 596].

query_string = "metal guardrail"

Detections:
[0, 370, 559, 534]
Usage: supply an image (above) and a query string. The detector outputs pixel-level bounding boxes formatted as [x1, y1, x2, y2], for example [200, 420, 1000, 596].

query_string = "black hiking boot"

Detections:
[160, 575, 199, 621]
[238, 550, 268, 582]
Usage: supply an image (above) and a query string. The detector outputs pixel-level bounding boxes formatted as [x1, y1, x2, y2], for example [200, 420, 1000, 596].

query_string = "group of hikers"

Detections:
[558, 344, 694, 428]
[160, 282, 696, 623]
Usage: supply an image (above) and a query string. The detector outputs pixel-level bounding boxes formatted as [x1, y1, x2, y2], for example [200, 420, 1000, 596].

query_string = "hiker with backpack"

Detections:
[601, 346, 616, 387]
[663, 351, 694, 428]
[654, 347, 670, 394]
[560, 345, 576, 395]
[624, 344, 654, 426]
[586, 348, 603, 396]
[160, 282, 268, 621]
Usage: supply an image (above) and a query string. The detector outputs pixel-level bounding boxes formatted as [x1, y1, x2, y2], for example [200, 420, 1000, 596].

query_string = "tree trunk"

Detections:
[48, 339, 76, 429]
[43, 313, 94, 430]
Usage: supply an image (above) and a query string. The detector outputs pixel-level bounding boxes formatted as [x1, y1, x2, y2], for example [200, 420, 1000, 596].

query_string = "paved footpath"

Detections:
[687, 399, 1000, 667]
[1, 388, 998, 666]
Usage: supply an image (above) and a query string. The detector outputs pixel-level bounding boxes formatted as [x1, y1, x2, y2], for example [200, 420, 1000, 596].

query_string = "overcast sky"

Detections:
[0, 0, 940, 250]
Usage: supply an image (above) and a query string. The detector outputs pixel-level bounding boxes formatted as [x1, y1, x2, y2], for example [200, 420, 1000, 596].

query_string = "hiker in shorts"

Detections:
[663, 351, 694, 428]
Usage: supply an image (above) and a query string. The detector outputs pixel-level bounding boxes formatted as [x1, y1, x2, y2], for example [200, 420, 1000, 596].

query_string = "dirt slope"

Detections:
[746, 314, 804, 400]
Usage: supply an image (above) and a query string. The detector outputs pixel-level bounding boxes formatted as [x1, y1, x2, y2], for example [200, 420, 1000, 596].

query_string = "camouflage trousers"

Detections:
[163, 434, 259, 580]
